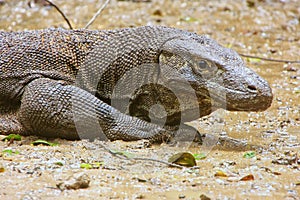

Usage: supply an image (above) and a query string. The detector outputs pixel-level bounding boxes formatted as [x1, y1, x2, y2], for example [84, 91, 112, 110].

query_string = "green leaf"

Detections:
[246, 57, 261, 63]
[80, 163, 93, 169]
[180, 16, 199, 22]
[2, 134, 21, 141]
[31, 139, 58, 146]
[80, 162, 103, 169]
[54, 162, 64, 166]
[91, 162, 103, 168]
[193, 153, 207, 160]
[226, 43, 233, 48]
[2, 149, 20, 156]
[243, 151, 256, 158]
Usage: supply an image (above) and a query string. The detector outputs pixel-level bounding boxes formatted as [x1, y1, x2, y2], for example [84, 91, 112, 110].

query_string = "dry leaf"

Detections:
[214, 170, 228, 177]
[168, 152, 196, 167]
[240, 174, 254, 181]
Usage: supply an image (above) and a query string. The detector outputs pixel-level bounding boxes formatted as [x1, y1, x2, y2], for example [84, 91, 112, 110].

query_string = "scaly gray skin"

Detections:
[0, 26, 273, 142]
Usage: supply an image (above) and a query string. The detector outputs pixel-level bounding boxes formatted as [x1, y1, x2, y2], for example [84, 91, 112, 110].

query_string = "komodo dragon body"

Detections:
[0, 26, 273, 142]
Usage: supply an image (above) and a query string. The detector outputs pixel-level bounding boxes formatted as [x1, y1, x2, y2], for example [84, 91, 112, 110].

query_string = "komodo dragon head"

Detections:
[126, 27, 273, 125]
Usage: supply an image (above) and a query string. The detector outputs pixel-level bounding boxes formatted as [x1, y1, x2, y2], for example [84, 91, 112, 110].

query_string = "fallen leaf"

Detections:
[168, 152, 196, 167]
[0, 165, 4, 173]
[246, 0, 255, 8]
[91, 162, 103, 168]
[193, 153, 207, 160]
[80, 162, 103, 169]
[214, 170, 228, 177]
[2, 149, 20, 156]
[226, 43, 233, 48]
[54, 162, 64, 166]
[262, 167, 281, 175]
[134, 177, 147, 182]
[180, 16, 199, 22]
[200, 194, 211, 200]
[80, 163, 93, 169]
[2, 134, 21, 141]
[240, 174, 254, 181]
[152, 9, 162, 16]
[31, 139, 58, 146]
[243, 151, 256, 158]
[246, 57, 261, 63]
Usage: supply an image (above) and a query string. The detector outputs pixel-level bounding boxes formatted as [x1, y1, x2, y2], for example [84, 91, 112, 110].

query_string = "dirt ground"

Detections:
[0, 0, 299, 199]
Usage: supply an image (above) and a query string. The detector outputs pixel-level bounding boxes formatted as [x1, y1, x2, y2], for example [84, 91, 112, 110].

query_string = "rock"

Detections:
[57, 172, 90, 190]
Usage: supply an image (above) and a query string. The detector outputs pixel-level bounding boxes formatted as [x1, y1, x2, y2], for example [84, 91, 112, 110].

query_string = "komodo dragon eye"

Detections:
[198, 60, 211, 69]
[191, 59, 218, 78]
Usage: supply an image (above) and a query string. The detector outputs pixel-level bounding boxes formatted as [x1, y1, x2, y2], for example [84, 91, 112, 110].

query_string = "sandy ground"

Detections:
[0, 0, 299, 199]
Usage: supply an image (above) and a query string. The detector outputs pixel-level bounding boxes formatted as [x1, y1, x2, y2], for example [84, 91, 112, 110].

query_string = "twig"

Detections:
[85, 0, 111, 29]
[239, 53, 300, 64]
[116, 151, 201, 169]
[107, 148, 186, 169]
[44, 0, 73, 29]
[132, 157, 201, 169]
[130, 157, 185, 169]
[92, 140, 196, 169]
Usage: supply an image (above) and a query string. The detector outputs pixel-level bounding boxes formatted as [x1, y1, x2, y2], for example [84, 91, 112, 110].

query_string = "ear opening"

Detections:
[159, 50, 174, 65]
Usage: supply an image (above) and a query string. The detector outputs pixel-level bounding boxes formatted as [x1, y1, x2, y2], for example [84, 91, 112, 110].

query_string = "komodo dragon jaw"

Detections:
[159, 34, 273, 114]
[221, 65, 273, 111]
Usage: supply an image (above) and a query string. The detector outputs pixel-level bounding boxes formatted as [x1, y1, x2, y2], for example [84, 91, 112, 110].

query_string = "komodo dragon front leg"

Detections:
[17, 78, 176, 142]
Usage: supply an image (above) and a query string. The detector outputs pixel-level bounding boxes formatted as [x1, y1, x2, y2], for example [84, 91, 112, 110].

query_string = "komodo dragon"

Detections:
[0, 26, 273, 143]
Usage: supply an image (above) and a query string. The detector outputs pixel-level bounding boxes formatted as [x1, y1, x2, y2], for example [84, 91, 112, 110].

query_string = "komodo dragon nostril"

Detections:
[247, 85, 257, 91]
